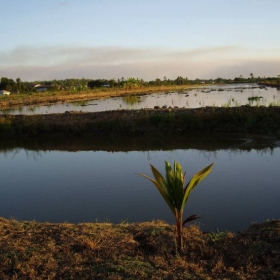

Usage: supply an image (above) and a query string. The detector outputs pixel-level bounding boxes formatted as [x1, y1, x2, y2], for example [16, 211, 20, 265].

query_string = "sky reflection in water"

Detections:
[0, 137, 279, 232]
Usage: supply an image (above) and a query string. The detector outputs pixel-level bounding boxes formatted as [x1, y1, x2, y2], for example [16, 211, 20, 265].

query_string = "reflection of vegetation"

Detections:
[269, 101, 280, 107]
[74, 100, 89, 107]
[248, 96, 262, 102]
[80, 100, 89, 106]
[1, 108, 15, 114]
[27, 106, 36, 112]
[247, 96, 263, 106]
[222, 98, 241, 107]
[138, 160, 214, 251]
[122, 95, 141, 105]
[0, 132, 278, 154]
[0, 148, 43, 160]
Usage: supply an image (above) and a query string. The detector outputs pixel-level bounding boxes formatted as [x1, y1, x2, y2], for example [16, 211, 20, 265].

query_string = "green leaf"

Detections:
[165, 161, 177, 205]
[137, 167, 176, 216]
[169, 161, 184, 209]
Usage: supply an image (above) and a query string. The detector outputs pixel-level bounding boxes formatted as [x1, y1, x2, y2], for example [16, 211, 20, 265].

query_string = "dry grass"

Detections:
[0, 218, 279, 279]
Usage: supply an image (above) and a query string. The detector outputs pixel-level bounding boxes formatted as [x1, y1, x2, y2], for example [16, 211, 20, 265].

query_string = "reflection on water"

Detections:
[1, 83, 280, 115]
[122, 95, 144, 106]
[0, 134, 279, 232]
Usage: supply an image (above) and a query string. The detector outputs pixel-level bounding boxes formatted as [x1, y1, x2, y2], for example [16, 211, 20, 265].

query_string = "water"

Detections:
[0, 134, 279, 232]
[1, 83, 280, 115]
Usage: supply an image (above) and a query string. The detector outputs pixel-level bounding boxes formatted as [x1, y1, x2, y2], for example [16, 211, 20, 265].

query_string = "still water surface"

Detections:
[0, 135, 279, 232]
[1, 83, 280, 115]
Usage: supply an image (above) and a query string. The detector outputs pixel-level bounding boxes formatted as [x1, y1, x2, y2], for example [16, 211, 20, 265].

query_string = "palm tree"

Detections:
[138, 160, 214, 251]
[250, 73, 254, 81]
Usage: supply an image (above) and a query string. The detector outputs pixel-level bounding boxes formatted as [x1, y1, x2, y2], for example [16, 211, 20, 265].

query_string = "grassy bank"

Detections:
[1, 106, 280, 139]
[0, 218, 279, 279]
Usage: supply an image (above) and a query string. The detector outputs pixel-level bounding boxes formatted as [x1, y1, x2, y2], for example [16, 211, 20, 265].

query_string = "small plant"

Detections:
[209, 228, 228, 242]
[138, 160, 214, 251]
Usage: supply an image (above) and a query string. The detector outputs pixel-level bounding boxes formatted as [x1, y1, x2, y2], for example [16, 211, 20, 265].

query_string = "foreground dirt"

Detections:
[0, 218, 279, 280]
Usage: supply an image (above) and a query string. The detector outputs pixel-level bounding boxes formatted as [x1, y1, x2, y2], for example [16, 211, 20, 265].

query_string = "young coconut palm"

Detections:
[138, 160, 214, 251]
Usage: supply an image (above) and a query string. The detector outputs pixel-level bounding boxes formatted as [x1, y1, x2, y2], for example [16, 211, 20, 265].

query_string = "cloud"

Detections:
[0, 45, 239, 66]
[209, 59, 280, 79]
[0, 45, 279, 81]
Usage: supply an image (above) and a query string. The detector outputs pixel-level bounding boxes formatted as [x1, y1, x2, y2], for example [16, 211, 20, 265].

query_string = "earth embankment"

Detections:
[0, 106, 280, 138]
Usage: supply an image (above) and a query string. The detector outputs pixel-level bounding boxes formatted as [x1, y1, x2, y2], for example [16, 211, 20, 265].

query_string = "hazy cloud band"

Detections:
[0, 45, 279, 81]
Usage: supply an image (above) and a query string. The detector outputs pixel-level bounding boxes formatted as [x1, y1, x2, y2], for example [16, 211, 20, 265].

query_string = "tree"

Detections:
[250, 73, 254, 81]
[138, 160, 214, 251]
[0, 77, 16, 92]
[108, 79, 116, 88]
[16, 78, 21, 93]
[155, 78, 162, 86]
[175, 76, 184, 85]
[123, 77, 141, 90]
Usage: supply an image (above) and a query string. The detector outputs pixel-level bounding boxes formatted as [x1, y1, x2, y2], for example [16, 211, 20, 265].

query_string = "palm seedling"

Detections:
[138, 160, 214, 251]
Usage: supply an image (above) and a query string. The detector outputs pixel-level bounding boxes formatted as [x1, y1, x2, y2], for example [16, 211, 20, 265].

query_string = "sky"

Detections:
[0, 0, 280, 81]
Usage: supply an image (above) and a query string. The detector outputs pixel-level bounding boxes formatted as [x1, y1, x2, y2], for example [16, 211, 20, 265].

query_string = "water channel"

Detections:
[0, 134, 279, 232]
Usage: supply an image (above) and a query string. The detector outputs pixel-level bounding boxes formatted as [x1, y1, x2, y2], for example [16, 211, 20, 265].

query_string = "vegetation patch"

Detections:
[1, 106, 280, 139]
[0, 218, 279, 279]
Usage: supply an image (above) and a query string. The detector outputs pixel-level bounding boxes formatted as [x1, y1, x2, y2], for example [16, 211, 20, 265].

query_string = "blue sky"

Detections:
[1, 0, 279, 81]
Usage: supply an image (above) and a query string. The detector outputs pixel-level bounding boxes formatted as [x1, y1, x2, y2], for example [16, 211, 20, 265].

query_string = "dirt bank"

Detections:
[0, 218, 279, 279]
[1, 106, 280, 139]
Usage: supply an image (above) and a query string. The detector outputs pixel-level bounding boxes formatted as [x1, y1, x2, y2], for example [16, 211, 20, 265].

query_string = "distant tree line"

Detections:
[0, 74, 279, 94]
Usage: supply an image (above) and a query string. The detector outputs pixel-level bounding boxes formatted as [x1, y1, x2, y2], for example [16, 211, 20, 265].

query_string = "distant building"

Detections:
[32, 84, 42, 88]
[0, 90, 11, 95]
[32, 84, 51, 92]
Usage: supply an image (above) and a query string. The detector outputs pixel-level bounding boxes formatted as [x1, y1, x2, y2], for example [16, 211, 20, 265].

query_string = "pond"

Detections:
[0, 134, 279, 232]
[1, 83, 280, 115]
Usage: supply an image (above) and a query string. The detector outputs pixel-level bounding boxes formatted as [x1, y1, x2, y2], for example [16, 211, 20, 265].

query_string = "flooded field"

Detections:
[1, 83, 280, 115]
